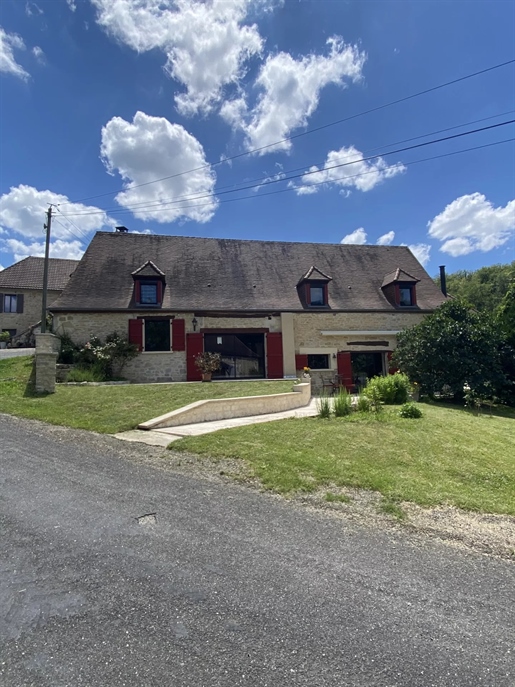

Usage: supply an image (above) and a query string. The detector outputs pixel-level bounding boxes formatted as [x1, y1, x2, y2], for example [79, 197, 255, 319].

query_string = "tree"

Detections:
[434, 261, 514, 312]
[393, 300, 504, 398]
[497, 279, 515, 347]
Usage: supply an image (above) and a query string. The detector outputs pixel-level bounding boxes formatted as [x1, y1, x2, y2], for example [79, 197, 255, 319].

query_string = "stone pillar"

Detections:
[280, 312, 296, 378]
[35, 333, 61, 394]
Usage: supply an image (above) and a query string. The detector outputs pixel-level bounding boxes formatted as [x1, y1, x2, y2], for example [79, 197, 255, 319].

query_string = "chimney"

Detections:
[115, 226, 128, 233]
[439, 265, 447, 296]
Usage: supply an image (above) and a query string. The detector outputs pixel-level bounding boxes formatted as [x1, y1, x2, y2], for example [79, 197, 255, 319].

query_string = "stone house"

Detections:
[0, 257, 79, 344]
[50, 231, 446, 388]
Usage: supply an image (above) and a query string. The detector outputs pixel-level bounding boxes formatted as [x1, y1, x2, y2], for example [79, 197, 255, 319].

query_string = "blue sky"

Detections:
[0, 0, 514, 277]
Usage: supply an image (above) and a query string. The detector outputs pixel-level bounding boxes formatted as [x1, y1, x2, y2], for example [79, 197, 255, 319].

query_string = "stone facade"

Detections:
[0, 289, 61, 339]
[52, 309, 425, 385]
[34, 333, 61, 393]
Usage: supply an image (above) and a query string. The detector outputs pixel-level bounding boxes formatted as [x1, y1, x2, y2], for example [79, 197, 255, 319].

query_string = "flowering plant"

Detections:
[195, 351, 222, 373]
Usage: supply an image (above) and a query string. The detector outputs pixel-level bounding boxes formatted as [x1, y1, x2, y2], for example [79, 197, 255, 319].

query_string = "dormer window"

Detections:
[132, 260, 166, 308]
[297, 266, 332, 309]
[140, 281, 158, 305]
[309, 283, 327, 306]
[381, 269, 419, 308]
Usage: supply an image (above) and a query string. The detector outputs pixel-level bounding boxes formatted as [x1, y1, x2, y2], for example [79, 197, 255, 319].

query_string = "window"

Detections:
[3, 295, 17, 313]
[399, 287, 414, 306]
[307, 354, 330, 369]
[140, 282, 158, 305]
[309, 285, 326, 306]
[145, 318, 170, 351]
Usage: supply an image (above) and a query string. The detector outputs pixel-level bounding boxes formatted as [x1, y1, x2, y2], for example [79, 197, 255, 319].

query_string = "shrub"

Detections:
[398, 402, 423, 418]
[67, 366, 105, 383]
[333, 388, 352, 417]
[356, 393, 372, 412]
[364, 383, 383, 413]
[364, 373, 411, 405]
[316, 394, 331, 419]
[60, 332, 139, 380]
[195, 351, 222, 373]
[57, 333, 79, 364]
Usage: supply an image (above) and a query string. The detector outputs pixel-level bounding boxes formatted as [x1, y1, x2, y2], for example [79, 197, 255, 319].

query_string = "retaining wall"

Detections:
[139, 381, 311, 430]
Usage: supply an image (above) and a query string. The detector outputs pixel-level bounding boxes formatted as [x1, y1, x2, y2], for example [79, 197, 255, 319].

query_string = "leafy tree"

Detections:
[497, 279, 515, 347]
[495, 281, 515, 405]
[393, 300, 504, 398]
[435, 261, 514, 312]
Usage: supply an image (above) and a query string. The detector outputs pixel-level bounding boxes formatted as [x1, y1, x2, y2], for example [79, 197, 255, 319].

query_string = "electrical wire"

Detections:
[60, 118, 515, 217]
[58, 58, 515, 206]
[57, 137, 515, 220]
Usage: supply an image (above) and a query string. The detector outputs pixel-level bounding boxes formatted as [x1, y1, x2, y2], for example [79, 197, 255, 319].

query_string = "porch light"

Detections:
[192, 317, 198, 331]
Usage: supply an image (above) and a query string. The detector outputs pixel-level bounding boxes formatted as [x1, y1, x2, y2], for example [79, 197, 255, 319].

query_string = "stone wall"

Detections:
[0, 289, 60, 338]
[139, 381, 311, 429]
[123, 351, 186, 383]
[34, 333, 60, 393]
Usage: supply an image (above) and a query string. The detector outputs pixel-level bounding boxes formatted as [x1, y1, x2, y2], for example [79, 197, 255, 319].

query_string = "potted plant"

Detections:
[194, 351, 222, 382]
[0, 331, 11, 349]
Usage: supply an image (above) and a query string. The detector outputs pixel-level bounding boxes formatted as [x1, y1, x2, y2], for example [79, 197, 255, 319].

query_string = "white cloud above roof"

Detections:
[0, 26, 29, 80]
[4, 237, 85, 262]
[428, 192, 515, 256]
[91, 0, 264, 115]
[292, 145, 405, 195]
[100, 110, 218, 223]
[377, 231, 395, 245]
[341, 227, 367, 245]
[221, 37, 365, 154]
[405, 243, 431, 266]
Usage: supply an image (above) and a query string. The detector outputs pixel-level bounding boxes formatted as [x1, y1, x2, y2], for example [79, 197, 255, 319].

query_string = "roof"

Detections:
[131, 260, 165, 277]
[298, 265, 332, 284]
[51, 232, 446, 312]
[0, 257, 79, 291]
[381, 268, 420, 287]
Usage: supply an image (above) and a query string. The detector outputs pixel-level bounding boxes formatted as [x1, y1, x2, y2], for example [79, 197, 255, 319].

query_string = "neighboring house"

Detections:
[0, 257, 79, 343]
[51, 231, 447, 387]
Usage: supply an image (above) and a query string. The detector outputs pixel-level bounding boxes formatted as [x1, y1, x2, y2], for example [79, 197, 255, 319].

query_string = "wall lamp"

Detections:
[192, 317, 198, 331]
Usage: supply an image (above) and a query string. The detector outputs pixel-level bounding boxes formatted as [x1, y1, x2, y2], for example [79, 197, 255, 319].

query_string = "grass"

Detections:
[0, 356, 293, 434]
[172, 403, 515, 516]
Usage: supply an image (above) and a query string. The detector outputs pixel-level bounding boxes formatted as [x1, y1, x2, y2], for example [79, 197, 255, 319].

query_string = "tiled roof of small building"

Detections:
[0, 257, 79, 291]
[381, 268, 420, 287]
[51, 232, 446, 312]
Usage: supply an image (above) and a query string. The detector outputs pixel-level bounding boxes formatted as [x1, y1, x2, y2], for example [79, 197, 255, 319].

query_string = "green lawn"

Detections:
[0, 356, 293, 434]
[173, 403, 515, 515]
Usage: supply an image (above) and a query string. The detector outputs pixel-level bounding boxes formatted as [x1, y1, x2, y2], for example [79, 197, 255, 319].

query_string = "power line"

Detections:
[69, 109, 514, 216]
[53, 205, 91, 240]
[59, 138, 515, 220]
[60, 57, 515, 206]
[61, 118, 515, 217]
[51, 217, 87, 245]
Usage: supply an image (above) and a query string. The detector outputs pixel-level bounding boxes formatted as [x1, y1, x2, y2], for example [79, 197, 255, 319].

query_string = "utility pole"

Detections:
[40, 205, 52, 334]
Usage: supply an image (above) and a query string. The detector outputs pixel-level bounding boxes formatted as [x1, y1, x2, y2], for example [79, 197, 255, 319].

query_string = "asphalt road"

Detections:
[1, 415, 514, 686]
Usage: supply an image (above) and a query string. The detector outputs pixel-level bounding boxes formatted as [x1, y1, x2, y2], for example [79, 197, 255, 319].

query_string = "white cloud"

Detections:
[293, 145, 405, 195]
[32, 46, 45, 64]
[4, 237, 84, 262]
[0, 185, 114, 244]
[427, 193, 515, 257]
[253, 164, 286, 192]
[92, 0, 264, 115]
[341, 227, 367, 245]
[0, 265, 4, 271]
[377, 231, 395, 246]
[100, 110, 218, 223]
[405, 243, 431, 266]
[221, 37, 365, 154]
[0, 26, 29, 80]
[66, 0, 77, 10]
[25, 2, 44, 17]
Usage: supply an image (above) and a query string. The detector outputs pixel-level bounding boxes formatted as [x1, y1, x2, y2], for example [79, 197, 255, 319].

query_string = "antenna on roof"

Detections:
[115, 226, 128, 233]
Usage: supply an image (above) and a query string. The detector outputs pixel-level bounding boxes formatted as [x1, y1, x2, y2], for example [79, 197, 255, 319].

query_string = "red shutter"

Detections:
[128, 319, 143, 351]
[157, 280, 163, 305]
[295, 354, 308, 370]
[134, 280, 141, 305]
[266, 332, 283, 379]
[387, 352, 399, 374]
[305, 283, 311, 306]
[337, 351, 353, 390]
[172, 318, 185, 351]
[186, 332, 203, 381]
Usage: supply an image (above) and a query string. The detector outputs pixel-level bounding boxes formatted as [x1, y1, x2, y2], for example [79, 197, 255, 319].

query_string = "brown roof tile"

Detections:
[0, 257, 79, 291]
[51, 232, 446, 312]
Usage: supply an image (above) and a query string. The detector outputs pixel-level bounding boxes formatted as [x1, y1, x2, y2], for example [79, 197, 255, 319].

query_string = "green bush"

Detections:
[333, 388, 352, 417]
[57, 333, 79, 364]
[316, 394, 331, 419]
[364, 373, 411, 405]
[356, 393, 372, 412]
[398, 402, 423, 418]
[66, 366, 106, 383]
